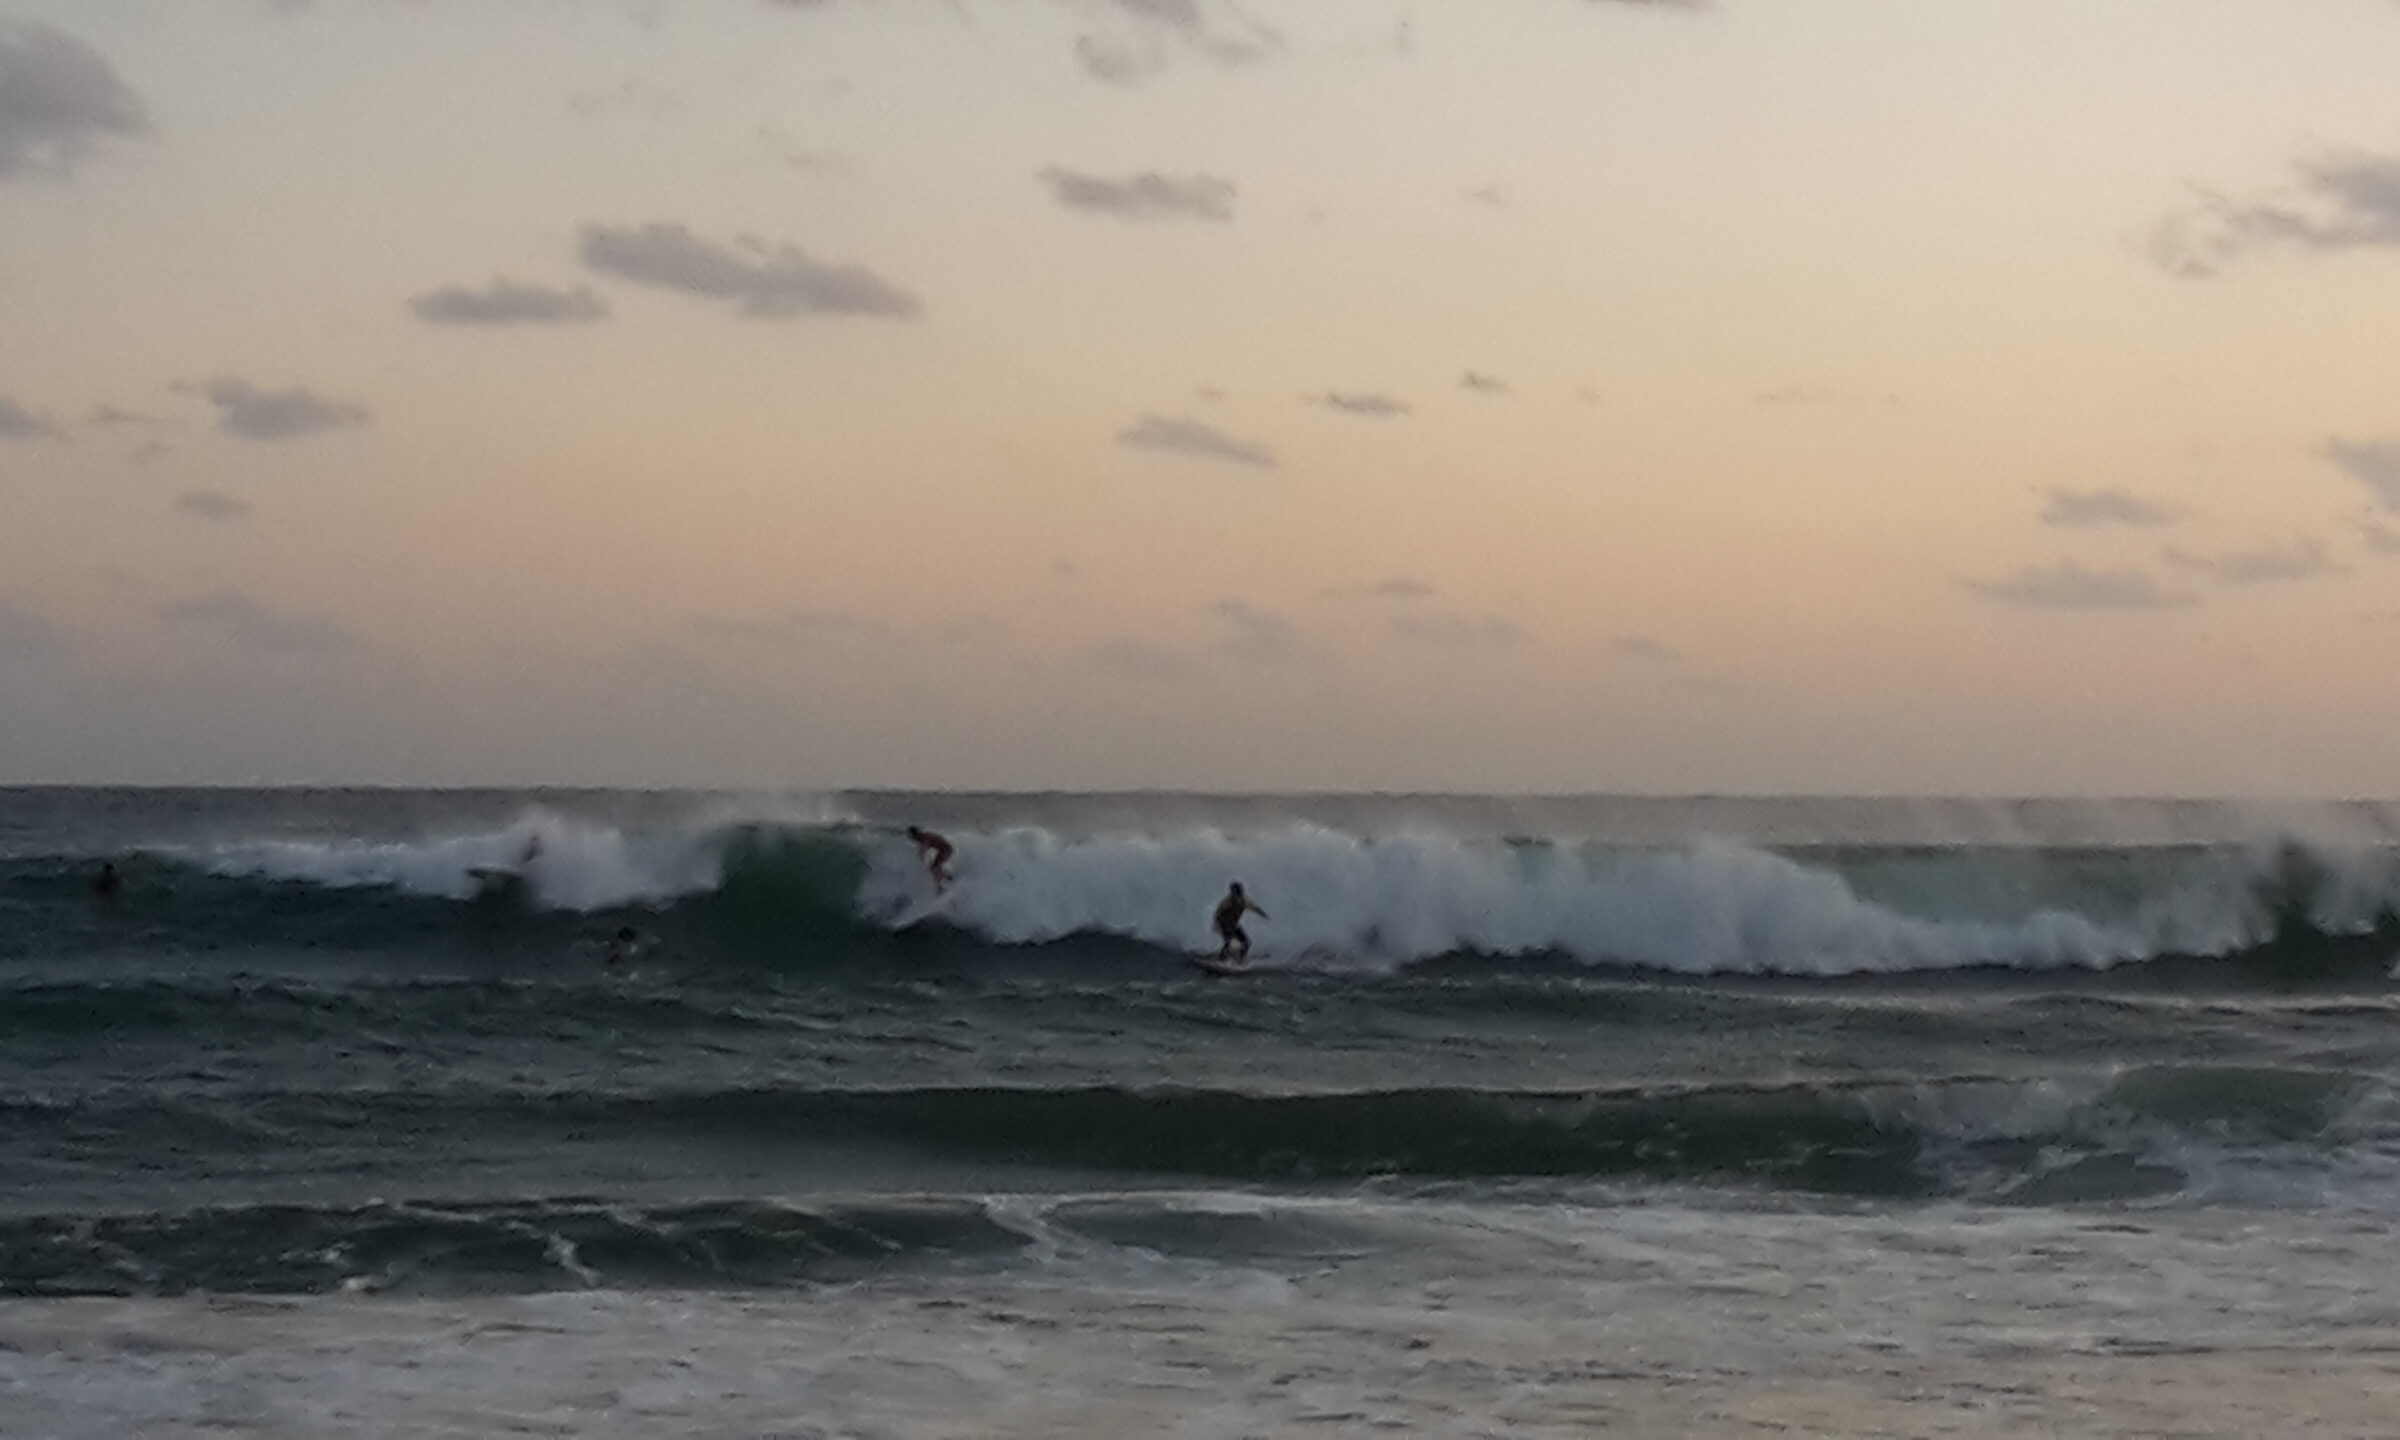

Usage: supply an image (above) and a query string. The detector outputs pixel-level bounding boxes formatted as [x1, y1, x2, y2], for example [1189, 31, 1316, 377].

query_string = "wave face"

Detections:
[8, 789, 2400, 978]
[8, 1064, 2397, 1297]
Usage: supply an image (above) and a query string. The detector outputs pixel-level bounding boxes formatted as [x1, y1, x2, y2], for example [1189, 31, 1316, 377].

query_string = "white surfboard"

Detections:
[892, 890, 954, 930]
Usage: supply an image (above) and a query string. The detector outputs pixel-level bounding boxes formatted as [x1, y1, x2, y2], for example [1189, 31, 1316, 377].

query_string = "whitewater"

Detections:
[8, 786, 2400, 1437]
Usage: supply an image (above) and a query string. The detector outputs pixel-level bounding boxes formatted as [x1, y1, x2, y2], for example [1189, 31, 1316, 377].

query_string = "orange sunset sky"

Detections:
[4, 0, 2400, 793]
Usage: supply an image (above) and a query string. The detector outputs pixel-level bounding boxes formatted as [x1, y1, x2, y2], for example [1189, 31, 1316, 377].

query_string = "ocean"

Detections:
[6, 787, 2400, 1437]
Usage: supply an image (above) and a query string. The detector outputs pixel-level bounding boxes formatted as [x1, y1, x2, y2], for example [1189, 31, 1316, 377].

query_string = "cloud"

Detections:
[1460, 372, 1510, 395]
[188, 377, 370, 440]
[1615, 634, 1682, 663]
[2151, 149, 2400, 277]
[158, 591, 360, 655]
[1964, 561, 2192, 610]
[2324, 438, 2400, 511]
[409, 279, 610, 325]
[174, 489, 254, 524]
[0, 21, 149, 179]
[1086, 636, 1196, 682]
[1116, 414, 1275, 468]
[1210, 599, 1296, 661]
[692, 607, 888, 644]
[1464, 184, 1510, 209]
[580, 221, 921, 319]
[2038, 487, 2186, 529]
[0, 394, 63, 439]
[2357, 518, 2400, 557]
[1322, 575, 1436, 601]
[1390, 610, 1524, 649]
[2163, 536, 2340, 586]
[0, 597, 67, 666]
[1074, 0, 1285, 84]
[1040, 166, 1236, 221]
[1318, 391, 1410, 417]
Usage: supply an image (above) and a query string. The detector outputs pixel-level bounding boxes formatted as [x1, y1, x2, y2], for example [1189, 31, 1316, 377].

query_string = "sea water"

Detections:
[5, 787, 2400, 1436]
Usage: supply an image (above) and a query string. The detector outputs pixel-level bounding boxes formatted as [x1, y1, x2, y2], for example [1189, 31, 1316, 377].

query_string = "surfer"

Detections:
[907, 826, 955, 893]
[603, 925, 641, 968]
[92, 861, 121, 904]
[1212, 881, 1267, 964]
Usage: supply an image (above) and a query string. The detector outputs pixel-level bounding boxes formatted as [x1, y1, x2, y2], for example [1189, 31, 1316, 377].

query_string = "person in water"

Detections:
[1213, 881, 1268, 964]
[604, 925, 641, 968]
[907, 826, 955, 893]
[93, 861, 121, 903]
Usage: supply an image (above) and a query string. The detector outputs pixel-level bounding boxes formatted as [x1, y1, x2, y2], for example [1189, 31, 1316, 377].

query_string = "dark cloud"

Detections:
[0, 21, 149, 179]
[1964, 561, 2192, 610]
[2151, 149, 2400, 277]
[0, 394, 63, 439]
[579, 221, 921, 319]
[2325, 438, 2400, 511]
[2038, 487, 2186, 529]
[1460, 372, 1510, 395]
[1040, 167, 1236, 221]
[1086, 636, 1196, 682]
[1210, 599, 1296, 661]
[1075, 0, 1285, 84]
[2163, 536, 2340, 586]
[157, 591, 360, 656]
[1322, 576, 1437, 601]
[409, 279, 610, 325]
[187, 377, 369, 440]
[1319, 392, 1410, 417]
[1390, 611, 1524, 649]
[87, 404, 164, 431]
[174, 490, 254, 524]
[1116, 414, 1275, 468]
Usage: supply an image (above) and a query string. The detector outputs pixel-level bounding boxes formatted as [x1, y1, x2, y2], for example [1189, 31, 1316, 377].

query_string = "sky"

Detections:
[4, 0, 2400, 795]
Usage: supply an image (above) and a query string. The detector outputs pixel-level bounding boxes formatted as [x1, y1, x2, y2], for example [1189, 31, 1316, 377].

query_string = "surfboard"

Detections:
[1187, 954, 1255, 977]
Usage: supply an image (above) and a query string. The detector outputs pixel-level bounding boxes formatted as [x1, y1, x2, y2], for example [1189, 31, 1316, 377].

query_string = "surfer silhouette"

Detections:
[1212, 882, 1267, 964]
[92, 861, 121, 904]
[907, 826, 955, 893]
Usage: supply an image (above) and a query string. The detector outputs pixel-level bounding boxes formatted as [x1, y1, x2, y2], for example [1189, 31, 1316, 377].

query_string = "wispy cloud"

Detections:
[692, 607, 888, 644]
[0, 394, 63, 439]
[409, 279, 610, 325]
[174, 489, 254, 525]
[1322, 576, 1436, 601]
[2150, 149, 2400, 277]
[1086, 636, 1196, 682]
[2163, 536, 2340, 586]
[580, 221, 921, 319]
[1460, 371, 1510, 395]
[1074, 0, 1285, 85]
[157, 590, 360, 655]
[2325, 438, 2400, 511]
[1041, 167, 1236, 221]
[1390, 610, 1524, 649]
[1964, 561, 2193, 610]
[1116, 414, 1275, 468]
[1318, 391, 1410, 418]
[187, 377, 369, 440]
[1615, 633, 1682, 663]
[2038, 487, 2186, 529]
[0, 21, 149, 180]
[1211, 599, 1296, 661]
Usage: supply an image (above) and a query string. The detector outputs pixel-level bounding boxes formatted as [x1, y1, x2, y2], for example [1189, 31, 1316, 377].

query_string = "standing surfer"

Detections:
[1212, 882, 1267, 965]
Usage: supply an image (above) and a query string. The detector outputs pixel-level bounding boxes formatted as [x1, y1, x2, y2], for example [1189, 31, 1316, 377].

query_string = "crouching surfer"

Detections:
[907, 826, 956, 894]
[1213, 882, 1268, 966]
